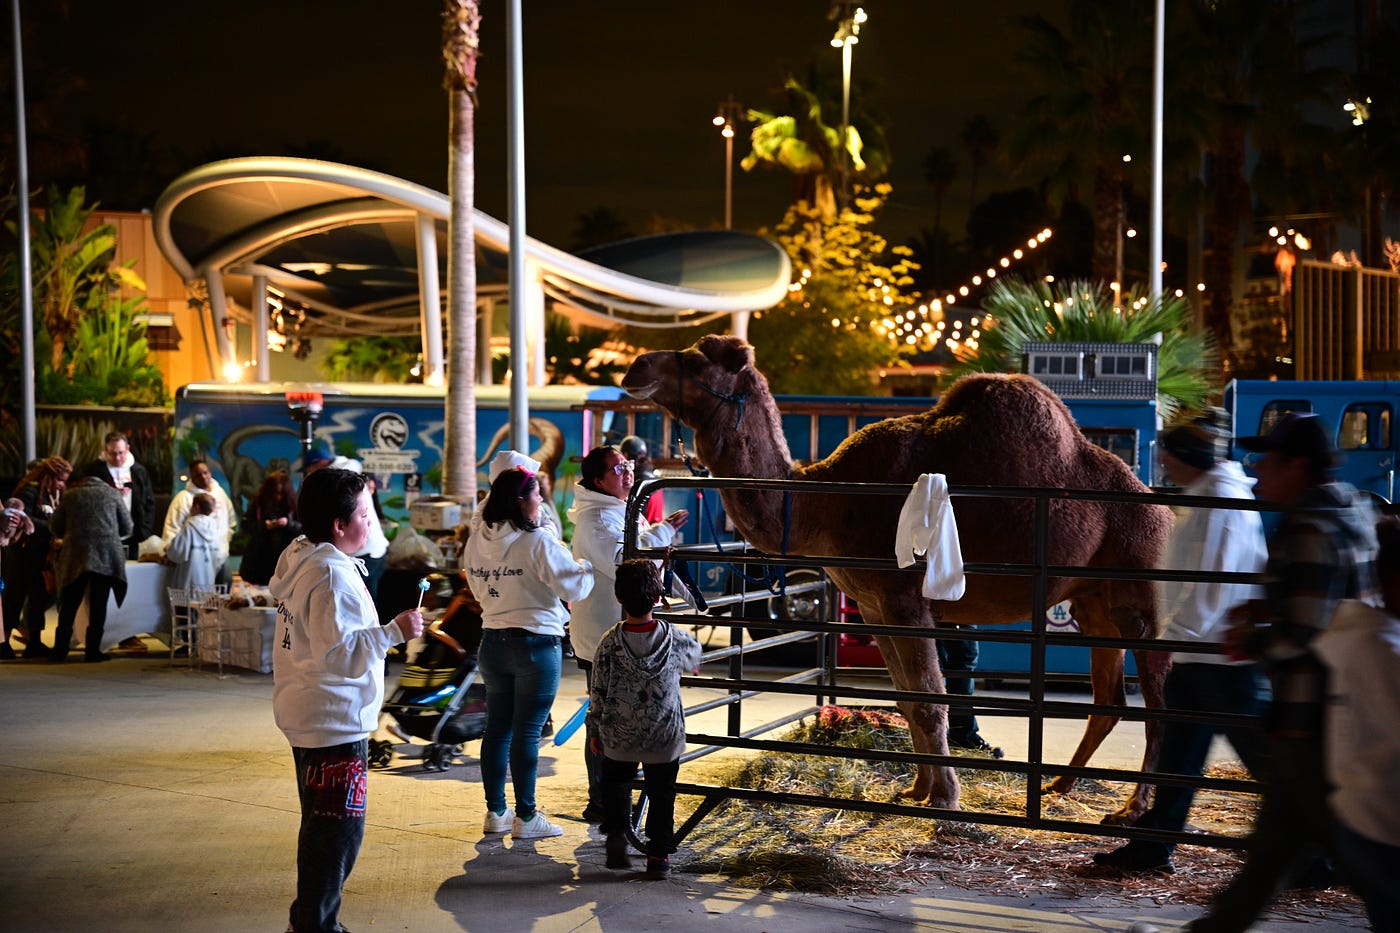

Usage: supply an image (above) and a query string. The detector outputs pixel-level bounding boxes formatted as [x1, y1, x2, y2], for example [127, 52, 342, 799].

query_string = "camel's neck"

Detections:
[688, 392, 796, 555]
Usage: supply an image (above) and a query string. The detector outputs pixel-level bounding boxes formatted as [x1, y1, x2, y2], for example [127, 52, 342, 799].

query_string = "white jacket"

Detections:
[1315, 599, 1400, 847]
[163, 479, 237, 549]
[463, 520, 594, 636]
[166, 512, 222, 592]
[270, 537, 410, 748]
[568, 485, 678, 663]
[1158, 461, 1267, 664]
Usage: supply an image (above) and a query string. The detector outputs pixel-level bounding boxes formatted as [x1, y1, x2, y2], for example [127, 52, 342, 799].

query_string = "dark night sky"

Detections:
[25, 1, 1063, 249]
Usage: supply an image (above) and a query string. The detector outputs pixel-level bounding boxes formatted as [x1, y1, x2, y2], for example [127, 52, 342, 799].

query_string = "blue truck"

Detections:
[1224, 379, 1400, 504]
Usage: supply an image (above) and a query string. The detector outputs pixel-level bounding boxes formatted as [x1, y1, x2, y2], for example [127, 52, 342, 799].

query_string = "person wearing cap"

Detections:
[297, 446, 334, 479]
[1094, 409, 1269, 874]
[1180, 412, 1381, 933]
[619, 436, 664, 524]
[327, 457, 390, 605]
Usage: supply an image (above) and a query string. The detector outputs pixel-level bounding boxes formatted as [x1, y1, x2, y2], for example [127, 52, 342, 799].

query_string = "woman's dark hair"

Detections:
[14, 455, 71, 499]
[297, 468, 366, 543]
[254, 471, 297, 516]
[615, 558, 664, 617]
[481, 468, 539, 531]
[580, 445, 620, 493]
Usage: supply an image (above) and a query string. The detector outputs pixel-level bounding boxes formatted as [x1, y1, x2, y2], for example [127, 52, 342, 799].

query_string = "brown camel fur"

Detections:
[622, 334, 1173, 819]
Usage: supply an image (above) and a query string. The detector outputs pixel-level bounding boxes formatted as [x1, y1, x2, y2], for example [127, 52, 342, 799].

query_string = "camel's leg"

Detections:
[872, 628, 961, 810]
[1046, 644, 1126, 798]
[1109, 646, 1173, 823]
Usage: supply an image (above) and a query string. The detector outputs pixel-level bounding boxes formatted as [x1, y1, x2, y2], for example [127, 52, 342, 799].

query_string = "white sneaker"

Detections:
[483, 807, 514, 834]
[512, 810, 563, 839]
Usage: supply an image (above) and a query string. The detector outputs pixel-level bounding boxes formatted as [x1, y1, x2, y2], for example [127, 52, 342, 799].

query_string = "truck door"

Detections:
[1236, 399, 1312, 477]
[1337, 401, 1395, 502]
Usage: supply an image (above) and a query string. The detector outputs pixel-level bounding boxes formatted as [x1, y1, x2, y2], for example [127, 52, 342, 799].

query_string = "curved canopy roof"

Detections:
[153, 157, 791, 337]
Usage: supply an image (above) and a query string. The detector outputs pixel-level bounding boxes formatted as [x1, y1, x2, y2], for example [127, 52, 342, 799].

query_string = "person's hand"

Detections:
[394, 608, 425, 640]
[665, 509, 690, 531]
[588, 734, 602, 756]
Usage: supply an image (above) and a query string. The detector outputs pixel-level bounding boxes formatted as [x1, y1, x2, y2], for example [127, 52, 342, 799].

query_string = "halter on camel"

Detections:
[669, 350, 792, 598]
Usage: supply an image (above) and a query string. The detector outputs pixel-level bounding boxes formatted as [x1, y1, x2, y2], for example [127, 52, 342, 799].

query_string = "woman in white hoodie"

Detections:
[568, 445, 688, 821]
[270, 468, 424, 933]
[465, 467, 595, 840]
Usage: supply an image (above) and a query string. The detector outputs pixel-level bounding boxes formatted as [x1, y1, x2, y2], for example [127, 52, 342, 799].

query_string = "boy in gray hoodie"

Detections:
[588, 559, 702, 878]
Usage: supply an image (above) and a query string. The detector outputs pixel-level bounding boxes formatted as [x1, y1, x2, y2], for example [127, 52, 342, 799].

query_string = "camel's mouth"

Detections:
[622, 379, 658, 400]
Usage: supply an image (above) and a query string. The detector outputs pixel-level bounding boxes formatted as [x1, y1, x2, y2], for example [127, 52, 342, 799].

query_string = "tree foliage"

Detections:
[948, 277, 1215, 422]
[320, 336, 422, 383]
[2, 186, 167, 408]
[747, 184, 913, 394]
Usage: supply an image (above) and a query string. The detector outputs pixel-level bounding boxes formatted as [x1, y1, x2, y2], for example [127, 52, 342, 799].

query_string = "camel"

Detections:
[622, 334, 1173, 819]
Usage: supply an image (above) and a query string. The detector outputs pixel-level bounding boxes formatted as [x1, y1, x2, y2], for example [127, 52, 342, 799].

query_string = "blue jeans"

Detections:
[290, 740, 368, 933]
[937, 637, 981, 739]
[478, 629, 561, 818]
[1131, 662, 1271, 857]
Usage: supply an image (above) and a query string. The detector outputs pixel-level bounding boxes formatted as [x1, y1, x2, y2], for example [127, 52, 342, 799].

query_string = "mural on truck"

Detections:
[171, 383, 625, 538]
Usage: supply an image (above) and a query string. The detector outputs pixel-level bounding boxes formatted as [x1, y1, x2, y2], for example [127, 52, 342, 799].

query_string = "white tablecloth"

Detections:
[73, 561, 171, 651]
[216, 606, 277, 674]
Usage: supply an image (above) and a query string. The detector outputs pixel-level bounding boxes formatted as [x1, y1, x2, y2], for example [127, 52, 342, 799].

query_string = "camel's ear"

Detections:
[696, 334, 753, 374]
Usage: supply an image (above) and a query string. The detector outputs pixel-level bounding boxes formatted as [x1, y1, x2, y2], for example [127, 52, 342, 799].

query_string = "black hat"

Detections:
[1161, 423, 1218, 471]
[1237, 412, 1337, 469]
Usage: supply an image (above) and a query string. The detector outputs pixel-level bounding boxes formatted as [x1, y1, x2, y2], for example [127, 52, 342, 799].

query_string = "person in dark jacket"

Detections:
[84, 432, 155, 560]
[49, 475, 133, 662]
[240, 471, 301, 586]
[2, 456, 71, 658]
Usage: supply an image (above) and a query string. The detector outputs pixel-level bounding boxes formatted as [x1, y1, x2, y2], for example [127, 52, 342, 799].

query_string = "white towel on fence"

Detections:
[894, 473, 966, 600]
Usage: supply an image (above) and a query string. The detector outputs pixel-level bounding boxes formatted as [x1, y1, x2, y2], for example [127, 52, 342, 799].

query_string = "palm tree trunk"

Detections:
[1204, 125, 1249, 370]
[443, 0, 480, 503]
[1091, 164, 1122, 283]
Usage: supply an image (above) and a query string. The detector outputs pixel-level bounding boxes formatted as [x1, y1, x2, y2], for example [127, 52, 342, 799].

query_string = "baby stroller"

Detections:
[370, 585, 486, 772]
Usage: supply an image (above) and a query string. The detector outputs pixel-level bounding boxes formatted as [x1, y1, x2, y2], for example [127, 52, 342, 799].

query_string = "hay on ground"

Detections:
[672, 706, 1362, 924]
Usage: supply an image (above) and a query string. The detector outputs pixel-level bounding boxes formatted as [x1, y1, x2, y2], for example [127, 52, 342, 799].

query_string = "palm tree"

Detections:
[922, 145, 957, 235]
[741, 75, 888, 221]
[1171, 0, 1343, 367]
[1008, 2, 1153, 284]
[441, 0, 480, 503]
[948, 277, 1215, 423]
[960, 115, 999, 209]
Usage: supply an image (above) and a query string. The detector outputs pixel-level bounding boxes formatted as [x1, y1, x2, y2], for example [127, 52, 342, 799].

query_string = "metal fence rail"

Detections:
[620, 474, 1271, 850]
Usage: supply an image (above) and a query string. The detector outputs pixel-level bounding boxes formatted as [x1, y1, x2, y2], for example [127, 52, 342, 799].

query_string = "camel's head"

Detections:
[622, 334, 758, 425]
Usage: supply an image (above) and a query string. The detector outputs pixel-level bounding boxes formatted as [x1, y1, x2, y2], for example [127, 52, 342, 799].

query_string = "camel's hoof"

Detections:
[1042, 779, 1073, 797]
[1100, 806, 1145, 827]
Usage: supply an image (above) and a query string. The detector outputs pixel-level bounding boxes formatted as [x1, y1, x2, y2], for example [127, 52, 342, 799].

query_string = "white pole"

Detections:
[724, 129, 733, 230]
[840, 39, 852, 207]
[203, 269, 234, 376]
[415, 212, 444, 383]
[506, 0, 529, 450]
[12, 0, 36, 463]
[251, 274, 269, 381]
[1149, 0, 1165, 297]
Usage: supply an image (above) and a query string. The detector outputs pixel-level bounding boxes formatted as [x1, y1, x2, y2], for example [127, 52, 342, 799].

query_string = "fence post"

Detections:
[1345, 266, 1364, 379]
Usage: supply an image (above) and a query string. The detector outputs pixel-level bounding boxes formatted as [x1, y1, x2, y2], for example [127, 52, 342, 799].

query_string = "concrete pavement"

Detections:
[0, 652, 1369, 932]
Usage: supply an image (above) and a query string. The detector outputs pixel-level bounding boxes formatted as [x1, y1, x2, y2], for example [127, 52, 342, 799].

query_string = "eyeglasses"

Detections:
[610, 460, 636, 476]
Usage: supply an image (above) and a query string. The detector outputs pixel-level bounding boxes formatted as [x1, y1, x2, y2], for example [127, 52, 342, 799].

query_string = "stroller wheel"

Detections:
[369, 739, 394, 769]
[424, 744, 451, 771]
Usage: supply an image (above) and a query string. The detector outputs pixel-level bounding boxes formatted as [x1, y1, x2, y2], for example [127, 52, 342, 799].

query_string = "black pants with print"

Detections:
[290, 740, 368, 933]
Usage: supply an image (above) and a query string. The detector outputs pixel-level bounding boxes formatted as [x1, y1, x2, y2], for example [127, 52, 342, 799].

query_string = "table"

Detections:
[216, 606, 278, 673]
[73, 561, 171, 651]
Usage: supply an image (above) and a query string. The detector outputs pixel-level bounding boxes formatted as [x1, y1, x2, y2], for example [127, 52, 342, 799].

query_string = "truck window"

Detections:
[1259, 401, 1311, 435]
[1339, 403, 1392, 451]
[1079, 427, 1138, 470]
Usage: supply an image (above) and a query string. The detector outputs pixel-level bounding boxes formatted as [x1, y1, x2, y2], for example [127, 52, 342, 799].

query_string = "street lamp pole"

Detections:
[830, 3, 866, 209]
[713, 96, 744, 229]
